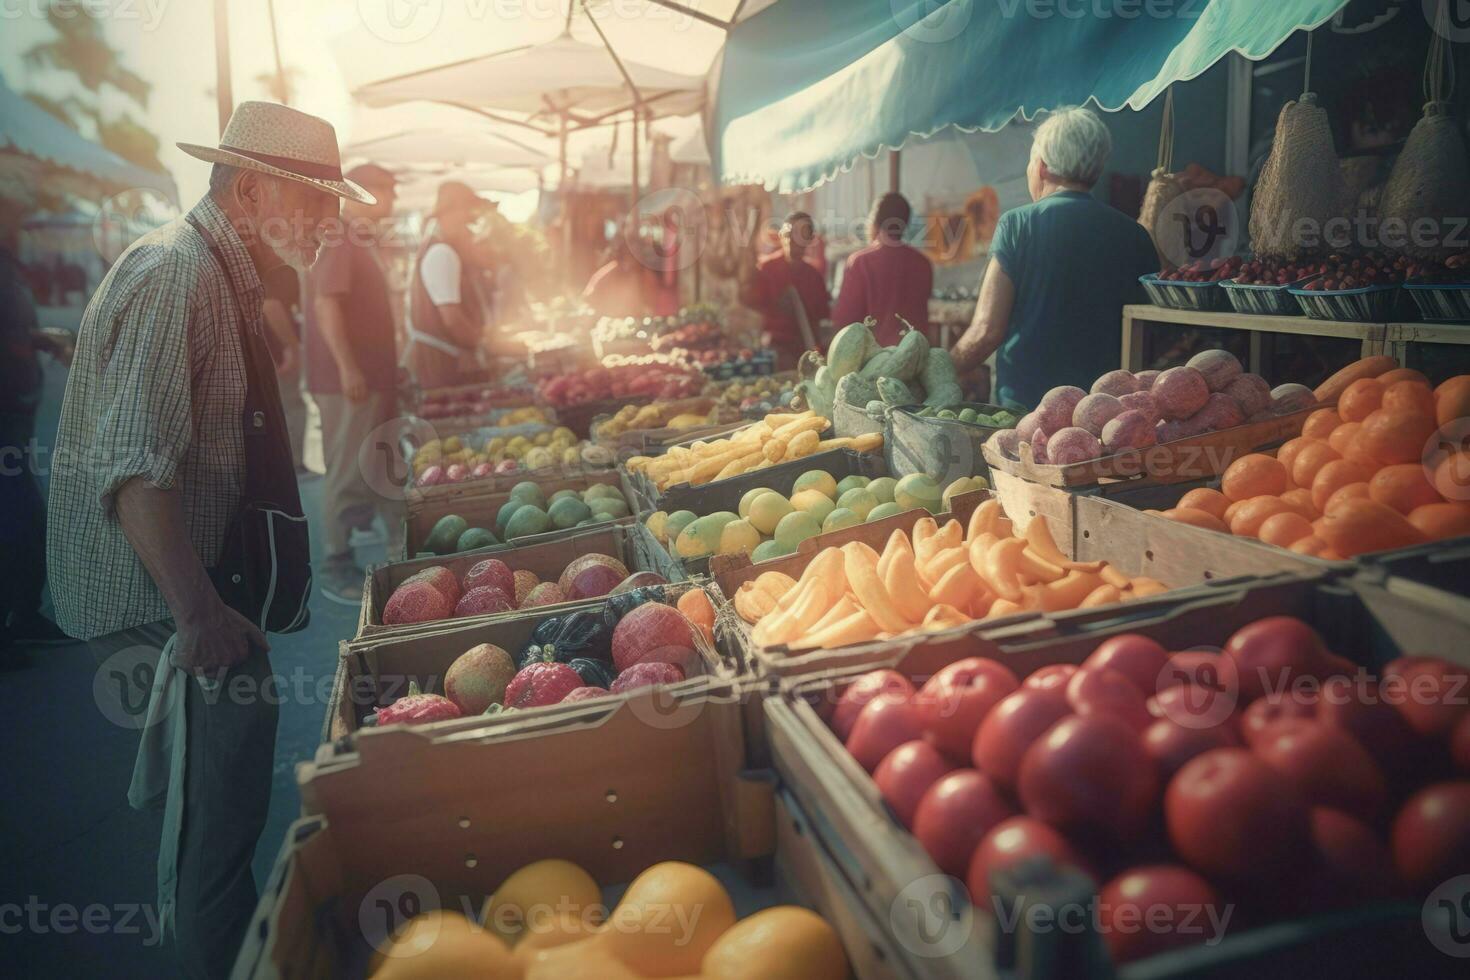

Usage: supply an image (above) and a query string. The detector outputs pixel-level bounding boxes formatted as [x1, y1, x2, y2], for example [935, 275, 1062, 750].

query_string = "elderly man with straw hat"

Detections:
[47, 101, 370, 978]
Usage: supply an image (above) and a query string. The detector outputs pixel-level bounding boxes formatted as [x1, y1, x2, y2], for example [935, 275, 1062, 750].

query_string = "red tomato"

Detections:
[1143, 717, 1240, 781]
[1148, 682, 1238, 732]
[966, 816, 1091, 907]
[1252, 719, 1386, 820]
[912, 770, 1016, 879]
[1224, 616, 1327, 703]
[845, 696, 923, 773]
[972, 686, 1071, 789]
[1067, 667, 1152, 732]
[1452, 713, 1470, 775]
[1308, 807, 1400, 902]
[1382, 656, 1470, 739]
[1315, 675, 1420, 771]
[831, 669, 914, 741]
[1018, 714, 1159, 842]
[873, 740, 957, 830]
[915, 658, 1019, 762]
[1391, 781, 1470, 891]
[1165, 748, 1310, 881]
[1024, 663, 1078, 692]
[1097, 865, 1225, 963]
[1239, 693, 1316, 747]
[1083, 634, 1171, 696]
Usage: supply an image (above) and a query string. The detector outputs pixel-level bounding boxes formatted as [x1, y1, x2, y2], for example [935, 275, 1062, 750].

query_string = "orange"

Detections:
[1432, 450, 1470, 502]
[1356, 408, 1436, 467]
[1223, 499, 1246, 526]
[1258, 511, 1315, 548]
[1177, 487, 1230, 520]
[677, 588, 716, 644]
[1381, 380, 1435, 417]
[1368, 464, 1442, 514]
[1291, 441, 1342, 490]
[1342, 430, 1381, 466]
[1324, 482, 1371, 515]
[1289, 534, 1329, 557]
[1406, 502, 1470, 541]
[1377, 367, 1429, 387]
[1164, 507, 1230, 533]
[1229, 495, 1292, 538]
[1220, 453, 1288, 502]
[1317, 499, 1426, 557]
[1276, 437, 1313, 481]
[1338, 378, 1385, 423]
[1302, 408, 1342, 441]
[1327, 421, 1361, 456]
[1279, 487, 1320, 519]
[1435, 375, 1470, 428]
[1311, 459, 1376, 512]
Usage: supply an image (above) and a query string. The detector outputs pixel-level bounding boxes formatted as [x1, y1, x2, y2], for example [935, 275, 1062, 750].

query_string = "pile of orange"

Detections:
[1157, 370, 1470, 558]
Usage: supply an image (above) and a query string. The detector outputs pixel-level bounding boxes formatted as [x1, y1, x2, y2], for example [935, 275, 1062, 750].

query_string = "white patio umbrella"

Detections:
[345, 128, 553, 171]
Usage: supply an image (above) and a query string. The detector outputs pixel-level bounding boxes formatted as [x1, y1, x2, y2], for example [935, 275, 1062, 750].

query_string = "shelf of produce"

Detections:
[1121, 305, 1387, 375]
[767, 573, 1468, 980]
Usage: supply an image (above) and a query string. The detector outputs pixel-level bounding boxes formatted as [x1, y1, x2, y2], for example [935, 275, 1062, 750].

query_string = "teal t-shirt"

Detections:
[989, 190, 1158, 410]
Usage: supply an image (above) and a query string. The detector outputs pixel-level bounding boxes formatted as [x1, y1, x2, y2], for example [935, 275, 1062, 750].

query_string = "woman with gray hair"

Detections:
[950, 106, 1158, 410]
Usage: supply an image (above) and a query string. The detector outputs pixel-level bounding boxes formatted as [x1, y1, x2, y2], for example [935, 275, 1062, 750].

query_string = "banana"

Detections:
[843, 542, 913, 633]
[884, 548, 934, 623]
[983, 537, 1027, 602]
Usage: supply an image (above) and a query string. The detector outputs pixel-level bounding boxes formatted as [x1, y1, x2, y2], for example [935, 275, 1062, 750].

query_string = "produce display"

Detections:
[375, 584, 712, 718]
[827, 618, 1470, 964]
[711, 374, 800, 418]
[382, 547, 657, 626]
[538, 360, 703, 408]
[411, 482, 633, 559]
[735, 503, 1170, 651]
[1157, 255, 1243, 282]
[415, 385, 541, 420]
[1155, 366, 1470, 557]
[910, 404, 1020, 426]
[367, 859, 847, 979]
[798, 318, 965, 419]
[624, 411, 883, 492]
[988, 349, 1322, 465]
[412, 428, 615, 487]
[594, 399, 732, 440]
[645, 472, 989, 564]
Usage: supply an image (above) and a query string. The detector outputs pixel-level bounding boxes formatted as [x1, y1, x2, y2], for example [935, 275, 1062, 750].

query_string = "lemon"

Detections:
[791, 469, 839, 500]
[739, 486, 770, 519]
[822, 508, 861, 533]
[774, 511, 822, 551]
[790, 489, 835, 525]
[866, 477, 898, 505]
[748, 491, 794, 536]
[718, 518, 762, 556]
[836, 487, 879, 521]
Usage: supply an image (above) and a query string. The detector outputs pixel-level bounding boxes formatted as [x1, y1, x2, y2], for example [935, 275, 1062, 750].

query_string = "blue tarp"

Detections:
[714, 0, 1350, 192]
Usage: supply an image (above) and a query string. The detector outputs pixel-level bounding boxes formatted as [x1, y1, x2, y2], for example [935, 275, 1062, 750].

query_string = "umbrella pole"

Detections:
[212, 0, 233, 134]
[560, 112, 572, 288]
[631, 107, 640, 209]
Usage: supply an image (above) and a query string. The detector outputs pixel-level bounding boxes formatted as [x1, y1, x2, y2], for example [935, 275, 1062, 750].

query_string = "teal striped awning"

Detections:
[712, 0, 1351, 192]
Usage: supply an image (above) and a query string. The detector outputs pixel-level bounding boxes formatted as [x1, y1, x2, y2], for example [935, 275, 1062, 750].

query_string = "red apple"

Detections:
[1382, 656, 1470, 739]
[873, 741, 957, 830]
[830, 670, 915, 742]
[915, 658, 1019, 762]
[1018, 714, 1159, 842]
[1252, 718, 1386, 821]
[1224, 616, 1327, 703]
[1083, 634, 1170, 696]
[1391, 781, 1470, 891]
[1166, 748, 1310, 881]
[1023, 664, 1077, 692]
[966, 816, 1091, 908]
[1066, 667, 1151, 732]
[972, 686, 1071, 789]
[846, 696, 924, 773]
[1239, 692, 1316, 746]
[1143, 716, 1240, 781]
[1097, 865, 1225, 963]
[913, 770, 1016, 880]
[1308, 807, 1399, 901]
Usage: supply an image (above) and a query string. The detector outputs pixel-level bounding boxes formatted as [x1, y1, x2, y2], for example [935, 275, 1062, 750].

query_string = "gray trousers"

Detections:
[90, 621, 278, 980]
[313, 390, 405, 558]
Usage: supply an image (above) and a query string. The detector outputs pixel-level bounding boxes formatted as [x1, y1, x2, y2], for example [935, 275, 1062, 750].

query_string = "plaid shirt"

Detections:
[48, 196, 260, 639]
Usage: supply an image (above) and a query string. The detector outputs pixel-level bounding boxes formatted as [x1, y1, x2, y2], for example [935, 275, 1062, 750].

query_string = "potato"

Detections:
[1222, 373, 1271, 417]
[1047, 426, 1103, 465]
[1035, 385, 1087, 433]
[1072, 393, 1125, 436]
[1186, 350, 1244, 392]
[1151, 366, 1210, 421]
[1091, 369, 1143, 397]
[1101, 409, 1158, 454]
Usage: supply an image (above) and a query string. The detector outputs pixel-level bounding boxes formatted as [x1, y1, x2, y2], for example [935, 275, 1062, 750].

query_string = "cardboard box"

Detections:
[329, 581, 731, 742]
[767, 574, 1467, 980]
[237, 684, 912, 979]
[360, 523, 671, 641]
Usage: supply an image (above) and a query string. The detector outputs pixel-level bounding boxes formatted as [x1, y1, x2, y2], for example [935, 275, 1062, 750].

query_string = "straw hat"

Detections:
[178, 101, 375, 205]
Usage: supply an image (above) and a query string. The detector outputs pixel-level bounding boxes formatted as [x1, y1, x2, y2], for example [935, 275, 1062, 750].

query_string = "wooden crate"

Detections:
[357, 523, 675, 641]
[330, 581, 729, 741]
[766, 574, 1468, 980]
[238, 684, 910, 979]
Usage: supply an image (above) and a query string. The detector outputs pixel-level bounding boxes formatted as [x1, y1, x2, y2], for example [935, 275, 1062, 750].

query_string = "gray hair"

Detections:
[1030, 106, 1112, 186]
[209, 162, 241, 195]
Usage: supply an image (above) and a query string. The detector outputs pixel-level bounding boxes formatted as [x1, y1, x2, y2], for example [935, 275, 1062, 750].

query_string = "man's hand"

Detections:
[340, 362, 368, 402]
[273, 343, 298, 376]
[172, 599, 269, 675]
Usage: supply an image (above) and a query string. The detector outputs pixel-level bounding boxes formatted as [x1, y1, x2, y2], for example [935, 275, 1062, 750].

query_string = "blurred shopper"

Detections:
[46, 102, 366, 979]
[305, 163, 404, 602]
[261, 267, 308, 473]
[832, 192, 934, 345]
[0, 203, 71, 662]
[950, 107, 1156, 409]
[407, 180, 496, 388]
[582, 236, 648, 317]
[742, 211, 830, 371]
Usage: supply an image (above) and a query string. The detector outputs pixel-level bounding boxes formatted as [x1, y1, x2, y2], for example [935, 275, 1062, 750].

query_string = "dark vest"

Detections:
[408, 233, 484, 388]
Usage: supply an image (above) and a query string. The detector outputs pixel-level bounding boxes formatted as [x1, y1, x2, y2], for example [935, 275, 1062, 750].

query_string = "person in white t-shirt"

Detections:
[407, 181, 495, 388]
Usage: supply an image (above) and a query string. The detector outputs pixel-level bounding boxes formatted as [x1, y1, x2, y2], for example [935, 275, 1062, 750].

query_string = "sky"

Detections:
[0, 0, 727, 214]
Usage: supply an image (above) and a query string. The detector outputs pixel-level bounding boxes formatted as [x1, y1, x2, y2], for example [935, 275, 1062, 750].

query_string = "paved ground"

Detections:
[4, 340, 381, 978]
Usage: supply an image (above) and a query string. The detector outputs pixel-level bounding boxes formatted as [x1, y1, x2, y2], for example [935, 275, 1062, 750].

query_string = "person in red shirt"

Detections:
[582, 237, 649, 318]
[742, 211, 831, 371]
[832, 192, 934, 346]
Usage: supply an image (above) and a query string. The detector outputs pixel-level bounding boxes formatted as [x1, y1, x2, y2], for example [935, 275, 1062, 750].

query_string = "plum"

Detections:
[1035, 386, 1087, 434]
[1270, 383, 1317, 415]
[1223, 373, 1271, 417]
[1187, 350, 1243, 392]
[1151, 367, 1210, 421]
[1047, 427, 1103, 465]
[1102, 410, 1159, 454]
[1119, 390, 1160, 425]
[1016, 412, 1042, 443]
[1091, 370, 1143, 397]
[1189, 392, 1245, 432]
[1073, 393, 1126, 436]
